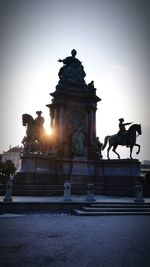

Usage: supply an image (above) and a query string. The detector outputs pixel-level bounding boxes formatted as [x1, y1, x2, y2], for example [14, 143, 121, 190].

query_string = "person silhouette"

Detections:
[58, 49, 81, 68]
[118, 118, 133, 146]
[58, 49, 86, 83]
[118, 118, 133, 136]
[34, 111, 45, 140]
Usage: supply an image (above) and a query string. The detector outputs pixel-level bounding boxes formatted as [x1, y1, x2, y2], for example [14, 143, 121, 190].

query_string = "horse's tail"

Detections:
[102, 136, 110, 150]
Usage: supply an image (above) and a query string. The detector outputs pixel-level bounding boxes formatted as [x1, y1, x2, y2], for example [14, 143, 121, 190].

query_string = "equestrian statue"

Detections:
[102, 118, 142, 159]
[22, 111, 53, 155]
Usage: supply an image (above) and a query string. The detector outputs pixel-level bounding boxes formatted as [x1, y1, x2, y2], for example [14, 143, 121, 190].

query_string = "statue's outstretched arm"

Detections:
[124, 122, 133, 126]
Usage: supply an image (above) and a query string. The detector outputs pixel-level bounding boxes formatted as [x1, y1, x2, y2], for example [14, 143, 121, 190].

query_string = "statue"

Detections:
[102, 123, 142, 159]
[58, 49, 81, 68]
[34, 111, 45, 140]
[22, 113, 37, 152]
[118, 118, 133, 136]
[57, 49, 86, 87]
[117, 118, 133, 146]
[22, 113, 52, 155]
[88, 80, 96, 95]
[95, 137, 103, 159]
[72, 128, 85, 156]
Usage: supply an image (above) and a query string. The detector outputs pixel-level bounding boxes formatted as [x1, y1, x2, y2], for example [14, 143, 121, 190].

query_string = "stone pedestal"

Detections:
[3, 178, 13, 203]
[134, 184, 145, 202]
[86, 183, 95, 202]
[63, 182, 72, 201]
[71, 156, 90, 176]
[12, 155, 142, 197]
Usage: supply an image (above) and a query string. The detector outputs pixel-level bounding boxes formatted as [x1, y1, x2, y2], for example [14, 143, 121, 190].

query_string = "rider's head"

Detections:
[119, 118, 124, 122]
[36, 111, 42, 116]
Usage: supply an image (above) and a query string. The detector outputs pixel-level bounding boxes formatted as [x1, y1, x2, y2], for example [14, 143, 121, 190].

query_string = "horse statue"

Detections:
[22, 113, 52, 154]
[102, 124, 142, 159]
[22, 114, 37, 152]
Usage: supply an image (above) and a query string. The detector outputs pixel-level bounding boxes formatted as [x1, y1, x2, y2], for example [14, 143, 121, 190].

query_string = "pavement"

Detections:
[1, 195, 150, 266]
[0, 213, 150, 267]
[1, 194, 150, 215]
[0, 194, 150, 203]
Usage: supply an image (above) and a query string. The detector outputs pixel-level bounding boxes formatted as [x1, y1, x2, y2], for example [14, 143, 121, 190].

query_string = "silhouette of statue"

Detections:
[118, 118, 133, 136]
[58, 49, 86, 85]
[58, 49, 81, 68]
[88, 80, 96, 94]
[102, 123, 141, 159]
[117, 118, 133, 146]
[72, 128, 85, 156]
[95, 137, 103, 159]
[34, 111, 45, 140]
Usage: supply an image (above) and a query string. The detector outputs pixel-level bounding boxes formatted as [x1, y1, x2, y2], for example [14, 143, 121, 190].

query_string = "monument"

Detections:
[14, 50, 142, 196]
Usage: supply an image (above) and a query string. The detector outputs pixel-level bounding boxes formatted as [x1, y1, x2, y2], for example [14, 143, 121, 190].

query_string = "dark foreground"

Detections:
[0, 214, 150, 267]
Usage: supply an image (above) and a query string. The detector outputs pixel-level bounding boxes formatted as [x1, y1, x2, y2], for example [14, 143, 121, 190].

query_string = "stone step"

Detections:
[74, 209, 150, 216]
[90, 203, 150, 208]
[74, 202, 150, 216]
[82, 207, 150, 212]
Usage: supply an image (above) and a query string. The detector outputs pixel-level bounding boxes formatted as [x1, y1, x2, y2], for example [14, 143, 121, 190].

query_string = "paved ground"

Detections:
[0, 194, 150, 203]
[0, 213, 150, 267]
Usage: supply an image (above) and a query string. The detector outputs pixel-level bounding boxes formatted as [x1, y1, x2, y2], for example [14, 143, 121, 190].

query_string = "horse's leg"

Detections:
[107, 145, 111, 159]
[130, 145, 133, 159]
[112, 145, 120, 159]
[134, 143, 140, 155]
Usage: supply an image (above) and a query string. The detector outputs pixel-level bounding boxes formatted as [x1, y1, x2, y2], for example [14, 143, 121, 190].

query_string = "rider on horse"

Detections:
[34, 111, 45, 141]
[117, 118, 133, 146]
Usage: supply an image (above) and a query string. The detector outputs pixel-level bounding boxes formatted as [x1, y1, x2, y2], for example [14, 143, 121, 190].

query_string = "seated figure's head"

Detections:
[71, 49, 77, 57]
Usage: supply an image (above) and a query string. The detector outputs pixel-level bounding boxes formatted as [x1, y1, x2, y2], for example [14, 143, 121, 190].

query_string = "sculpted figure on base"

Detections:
[102, 119, 142, 159]
[118, 118, 133, 143]
[21, 112, 53, 155]
[72, 128, 85, 156]
[88, 80, 96, 95]
[95, 137, 103, 159]
[57, 49, 86, 87]
[34, 111, 45, 140]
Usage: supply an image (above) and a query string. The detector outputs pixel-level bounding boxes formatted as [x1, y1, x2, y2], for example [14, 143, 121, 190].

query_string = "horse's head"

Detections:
[137, 124, 142, 135]
[22, 113, 34, 126]
[128, 123, 142, 135]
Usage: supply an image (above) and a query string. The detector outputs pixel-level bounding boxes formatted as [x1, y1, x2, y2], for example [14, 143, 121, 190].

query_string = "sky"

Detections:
[0, 0, 149, 161]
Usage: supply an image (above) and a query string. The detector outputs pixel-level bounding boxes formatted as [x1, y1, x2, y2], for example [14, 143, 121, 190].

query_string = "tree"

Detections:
[0, 160, 16, 179]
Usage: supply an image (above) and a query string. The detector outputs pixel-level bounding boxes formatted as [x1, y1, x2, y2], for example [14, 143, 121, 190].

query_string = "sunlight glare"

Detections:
[45, 128, 53, 135]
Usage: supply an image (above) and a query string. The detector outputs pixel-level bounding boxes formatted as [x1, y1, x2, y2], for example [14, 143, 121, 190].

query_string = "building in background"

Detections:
[2, 146, 23, 170]
[141, 160, 150, 178]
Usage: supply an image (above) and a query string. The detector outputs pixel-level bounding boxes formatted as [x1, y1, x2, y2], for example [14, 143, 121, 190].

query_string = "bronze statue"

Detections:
[58, 49, 81, 68]
[88, 80, 96, 94]
[95, 137, 103, 159]
[34, 111, 45, 140]
[102, 123, 142, 159]
[22, 112, 52, 155]
[72, 128, 85, 156]
[118, 118, 133, 137]
[58, 49, 86, 85]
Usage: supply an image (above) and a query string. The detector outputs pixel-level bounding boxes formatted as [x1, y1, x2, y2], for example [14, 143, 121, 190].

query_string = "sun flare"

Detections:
[45, 127, 53, 135]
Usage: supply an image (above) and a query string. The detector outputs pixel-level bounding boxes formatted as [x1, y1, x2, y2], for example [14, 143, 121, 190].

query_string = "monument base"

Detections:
[3, 155, 142, 197]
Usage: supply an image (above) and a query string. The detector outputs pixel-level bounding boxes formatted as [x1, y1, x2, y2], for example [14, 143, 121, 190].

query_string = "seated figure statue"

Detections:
[57, 49, 86, 87]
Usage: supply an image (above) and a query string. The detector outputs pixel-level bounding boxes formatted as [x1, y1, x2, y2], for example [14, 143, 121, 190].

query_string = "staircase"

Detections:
[74, 202, 150, 215]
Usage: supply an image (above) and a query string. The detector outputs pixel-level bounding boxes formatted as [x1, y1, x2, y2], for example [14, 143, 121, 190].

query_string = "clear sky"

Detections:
[0, 0, 149, 161]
